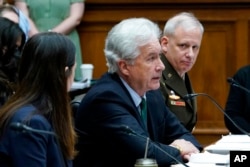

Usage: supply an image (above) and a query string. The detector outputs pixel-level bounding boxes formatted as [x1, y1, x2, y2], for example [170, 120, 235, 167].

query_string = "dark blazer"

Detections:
[74, 72, 202, 167]
[225, 65, 250, 133]
[0, 105, 71, 167]
[160, 55, 197, 132]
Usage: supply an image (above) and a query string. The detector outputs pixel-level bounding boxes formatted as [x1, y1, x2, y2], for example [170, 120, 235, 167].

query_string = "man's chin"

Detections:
[149, 83, 160, 90]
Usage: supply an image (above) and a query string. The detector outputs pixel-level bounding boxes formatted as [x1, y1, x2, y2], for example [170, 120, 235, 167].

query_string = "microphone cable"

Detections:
[183, 93, 250, 137]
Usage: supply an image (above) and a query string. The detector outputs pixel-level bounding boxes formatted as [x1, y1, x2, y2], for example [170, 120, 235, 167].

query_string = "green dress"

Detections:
[24, 0, 84, 81]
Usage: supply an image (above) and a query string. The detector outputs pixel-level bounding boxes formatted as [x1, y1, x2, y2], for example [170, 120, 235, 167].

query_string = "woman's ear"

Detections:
[65, 66, 70, 76]
[65, 66, 69, 71]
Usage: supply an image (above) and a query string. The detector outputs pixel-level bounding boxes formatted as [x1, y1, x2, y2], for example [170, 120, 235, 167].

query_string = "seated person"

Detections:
[0, 32, 77, 166]
[74, 17, 202, 167]
[160, 12, 204, 132]
[224, 65, 250, 134]
[0, 17, 26, 106]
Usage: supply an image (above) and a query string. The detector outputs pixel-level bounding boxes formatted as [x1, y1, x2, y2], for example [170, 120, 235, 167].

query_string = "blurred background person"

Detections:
[160, 12, 204, 132]
[0, 3, 18, 22]
[0, 32, 77, 166]
[224, 65, 250, 134]
[0, 17, 25, 106]
[0, 2, 30, 40]
[15, 0, 85, 82]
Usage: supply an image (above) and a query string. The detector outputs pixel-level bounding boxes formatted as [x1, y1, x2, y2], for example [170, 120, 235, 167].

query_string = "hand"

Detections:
[170, 139, 200, 161]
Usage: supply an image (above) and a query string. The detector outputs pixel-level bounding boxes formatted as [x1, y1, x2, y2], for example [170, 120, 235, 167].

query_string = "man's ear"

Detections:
[118, 60, 130, 76]
[160, 36, 169, 53]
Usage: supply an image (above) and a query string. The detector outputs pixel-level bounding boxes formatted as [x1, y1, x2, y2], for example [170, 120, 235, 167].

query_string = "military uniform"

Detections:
[160, 55, 197, 132]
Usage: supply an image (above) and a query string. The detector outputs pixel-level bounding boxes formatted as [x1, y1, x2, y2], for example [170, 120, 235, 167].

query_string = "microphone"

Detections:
[120, 125, 189, 167]
[227, 77, 250, 94]
[10, 122, 57, 137]
[183, 93, 250, 136]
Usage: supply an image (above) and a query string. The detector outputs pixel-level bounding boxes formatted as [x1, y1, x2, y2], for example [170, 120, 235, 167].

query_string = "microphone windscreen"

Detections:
[10, 122, 23, 131]
[183, 95, 191, 101]
[227, 77, 234, 84]
[120, 125, 136, 135]
[183, 94, 196, 101]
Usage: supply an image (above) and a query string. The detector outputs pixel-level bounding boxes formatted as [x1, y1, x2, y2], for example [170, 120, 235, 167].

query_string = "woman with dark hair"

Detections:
[0, 17, 25, 106]
[0, 32, 77, 167]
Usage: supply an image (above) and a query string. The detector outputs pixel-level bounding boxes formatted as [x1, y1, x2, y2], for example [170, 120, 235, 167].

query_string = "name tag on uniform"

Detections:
[170, 100, 186, 106]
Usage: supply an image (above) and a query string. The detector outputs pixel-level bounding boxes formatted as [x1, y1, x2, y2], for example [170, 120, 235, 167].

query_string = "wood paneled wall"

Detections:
[78, 0, 250, 146]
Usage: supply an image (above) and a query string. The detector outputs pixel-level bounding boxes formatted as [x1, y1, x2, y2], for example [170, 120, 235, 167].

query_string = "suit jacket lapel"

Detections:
[112, 73, 148, 130]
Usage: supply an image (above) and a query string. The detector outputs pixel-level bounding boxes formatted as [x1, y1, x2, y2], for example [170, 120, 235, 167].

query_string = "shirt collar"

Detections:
[119, 77, 146, 107]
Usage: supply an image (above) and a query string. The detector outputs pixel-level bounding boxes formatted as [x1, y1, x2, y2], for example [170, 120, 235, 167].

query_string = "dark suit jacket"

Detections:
[74, 72, 202, 167]
[160, 55, 197, 132]
[0, 105, 71, 167]
[225, 65, 250, 133]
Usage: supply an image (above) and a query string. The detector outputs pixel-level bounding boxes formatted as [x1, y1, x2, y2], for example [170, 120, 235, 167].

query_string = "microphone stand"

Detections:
[144, 137, 149, 159]
[121, 125, 189, 167]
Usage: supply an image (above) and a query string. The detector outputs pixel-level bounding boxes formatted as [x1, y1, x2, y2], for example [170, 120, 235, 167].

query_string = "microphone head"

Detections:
[183, 94, 197, 101]
[183, 94, 191, 101]
[120, 125, 136, 135]
[10, 122, 23, 130]
[227, 77, 234, 84]
[9, 122, 30, 132]
[10, 122, 57, 136]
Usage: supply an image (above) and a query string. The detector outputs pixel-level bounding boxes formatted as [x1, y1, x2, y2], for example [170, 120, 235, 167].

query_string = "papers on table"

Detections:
[189, 151, 229, 164]
[171, 163, 227, 167]
[172, 134, 250, 167]
[205, 134, 250, 155]
[216, 134, 250, 143]
[171, 151, 229, 167]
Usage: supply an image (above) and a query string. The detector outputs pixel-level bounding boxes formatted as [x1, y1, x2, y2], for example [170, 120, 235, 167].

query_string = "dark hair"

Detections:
[0, 17, 25, 79]
[0, 32, 77, 159]
[0, 17, 25, 105]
